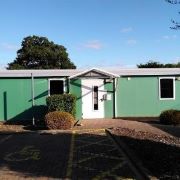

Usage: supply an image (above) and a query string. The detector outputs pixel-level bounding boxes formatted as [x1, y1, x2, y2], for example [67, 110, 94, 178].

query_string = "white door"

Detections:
[82, 79, 104, 119]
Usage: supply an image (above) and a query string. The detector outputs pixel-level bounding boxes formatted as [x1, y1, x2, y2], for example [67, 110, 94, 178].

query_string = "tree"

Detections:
[166, 0, 180, 29]
[7, 36, 76, 69]
[137, 60, 180, 68]
[137, 61, 164, 68]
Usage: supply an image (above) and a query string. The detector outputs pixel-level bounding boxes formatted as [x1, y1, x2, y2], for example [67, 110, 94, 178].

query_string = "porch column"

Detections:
[66, 77, 70, 93]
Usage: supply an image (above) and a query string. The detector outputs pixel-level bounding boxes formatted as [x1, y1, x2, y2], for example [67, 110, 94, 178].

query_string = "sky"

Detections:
[0, 0, 180, 69]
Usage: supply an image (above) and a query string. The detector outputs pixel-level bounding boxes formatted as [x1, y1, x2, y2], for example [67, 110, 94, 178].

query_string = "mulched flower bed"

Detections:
[111, 127, 180, 180]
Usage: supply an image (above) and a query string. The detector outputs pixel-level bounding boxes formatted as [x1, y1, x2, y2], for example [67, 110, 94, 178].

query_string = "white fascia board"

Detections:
[69, 68, 119, 79]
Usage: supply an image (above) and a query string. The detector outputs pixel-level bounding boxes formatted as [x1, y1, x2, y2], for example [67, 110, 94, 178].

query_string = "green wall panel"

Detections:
[69, 79, 82, 120]
[116, 76, 180, 117]
[1, 75, 179, 121]
[0, 78, 32, 121]
[34, 78, 48, 105]
[104, 81, 113, 118]
[0, 78, 48, 121]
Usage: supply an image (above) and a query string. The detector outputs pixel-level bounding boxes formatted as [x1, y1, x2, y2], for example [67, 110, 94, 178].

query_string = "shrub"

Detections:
[159, 109, 180, 125]
[46, 94, 76, 117]
[45, 111, 75, 130]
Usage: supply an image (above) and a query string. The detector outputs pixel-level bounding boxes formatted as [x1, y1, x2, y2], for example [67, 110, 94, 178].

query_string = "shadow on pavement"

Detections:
[113, 134, 180, 179]
[0, 131, 138, 179]
[0, 133, 71, 179]
[150, 124, 180, 138]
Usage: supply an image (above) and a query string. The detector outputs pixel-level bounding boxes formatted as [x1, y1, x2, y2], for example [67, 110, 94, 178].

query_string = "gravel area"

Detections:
[112, 127, 180, 147]
[111, 127, 180, 179]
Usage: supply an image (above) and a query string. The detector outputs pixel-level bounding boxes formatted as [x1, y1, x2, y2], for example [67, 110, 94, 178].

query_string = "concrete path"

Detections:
[74, 119, 180, 137]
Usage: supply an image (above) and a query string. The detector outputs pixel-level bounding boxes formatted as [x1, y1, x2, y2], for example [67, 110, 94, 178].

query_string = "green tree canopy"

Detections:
[166, 0, 180, 29]
[137, 60, 180, 68]
[7, 36, 76, 69]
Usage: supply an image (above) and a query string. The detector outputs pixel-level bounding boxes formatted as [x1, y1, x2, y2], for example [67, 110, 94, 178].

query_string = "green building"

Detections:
[0, 68, 180, 122]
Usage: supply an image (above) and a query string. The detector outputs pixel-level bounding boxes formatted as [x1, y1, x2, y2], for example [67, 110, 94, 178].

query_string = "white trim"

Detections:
[69, 68, 119, 79]
[92, 67, 120, 77]
[115, 77, 118, 118]
[48, 78, 66, 96]
[159, 77, 175, 100]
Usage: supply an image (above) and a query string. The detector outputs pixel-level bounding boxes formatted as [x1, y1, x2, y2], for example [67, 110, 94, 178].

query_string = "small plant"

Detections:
[46, 94, 76, 117]
[159, 109, 180, 125]
[45, 111, 75, 130]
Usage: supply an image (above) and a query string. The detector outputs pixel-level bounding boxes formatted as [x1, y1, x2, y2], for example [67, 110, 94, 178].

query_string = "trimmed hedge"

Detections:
[45, 111, 74, 129]
[46, 94, 76, 117]
[159, 109, 180, 125]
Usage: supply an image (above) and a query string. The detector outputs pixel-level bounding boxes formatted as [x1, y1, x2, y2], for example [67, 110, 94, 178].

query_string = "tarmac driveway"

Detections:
[0, 133, 71, 179]
[0, 130, 142, 180]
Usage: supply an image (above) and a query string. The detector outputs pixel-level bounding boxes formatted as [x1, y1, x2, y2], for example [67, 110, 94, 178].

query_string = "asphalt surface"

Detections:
[0, 133, 71, 179]
[0, 130, 141, 180]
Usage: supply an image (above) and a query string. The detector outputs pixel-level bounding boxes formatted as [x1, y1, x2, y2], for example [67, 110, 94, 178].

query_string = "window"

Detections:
[49, 80, 64, 95]
[93, 86, 98, 110]
[159, 77, 175, 100]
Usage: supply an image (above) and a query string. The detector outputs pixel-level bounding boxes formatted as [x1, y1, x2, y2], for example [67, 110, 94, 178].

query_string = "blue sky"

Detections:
[0, 0, 180, 69]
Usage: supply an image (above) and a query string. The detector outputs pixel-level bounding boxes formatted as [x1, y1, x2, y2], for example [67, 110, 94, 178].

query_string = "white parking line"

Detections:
[0, 135, 12, 144]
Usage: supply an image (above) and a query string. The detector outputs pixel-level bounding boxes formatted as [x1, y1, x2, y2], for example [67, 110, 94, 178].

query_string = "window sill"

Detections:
[159, 98, 175, 101]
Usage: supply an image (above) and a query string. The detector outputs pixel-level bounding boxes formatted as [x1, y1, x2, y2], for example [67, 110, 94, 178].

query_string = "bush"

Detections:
[46, 94, 76, 117]
[159, 109, 180, 125]
[45, 111, 75, 130]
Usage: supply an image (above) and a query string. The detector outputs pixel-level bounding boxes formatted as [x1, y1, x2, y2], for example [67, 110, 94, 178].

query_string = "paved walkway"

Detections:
[74, 119, 180, 137]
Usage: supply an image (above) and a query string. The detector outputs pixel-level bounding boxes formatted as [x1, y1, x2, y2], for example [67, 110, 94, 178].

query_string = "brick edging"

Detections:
[0, 129, 74, 135]
[0, 131, 34, 135]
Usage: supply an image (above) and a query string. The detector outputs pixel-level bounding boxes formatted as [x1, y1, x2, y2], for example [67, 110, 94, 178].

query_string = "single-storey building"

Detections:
[0, 68, 180, 122]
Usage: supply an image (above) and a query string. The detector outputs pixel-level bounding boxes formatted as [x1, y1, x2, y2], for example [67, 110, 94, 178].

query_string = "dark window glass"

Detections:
[93, 86, 98, 110]
[50, 80, 64, 95]
[160, 79, 174, 98]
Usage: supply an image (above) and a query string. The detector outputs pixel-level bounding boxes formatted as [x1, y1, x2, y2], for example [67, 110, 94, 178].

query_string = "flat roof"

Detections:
[0, 68, 179, 77]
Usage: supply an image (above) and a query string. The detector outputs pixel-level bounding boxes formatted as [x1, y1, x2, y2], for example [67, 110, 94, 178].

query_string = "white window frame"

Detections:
[92, 85, 99, 111]
[159, 77, 175, 100]
[48, 78, 66, 96]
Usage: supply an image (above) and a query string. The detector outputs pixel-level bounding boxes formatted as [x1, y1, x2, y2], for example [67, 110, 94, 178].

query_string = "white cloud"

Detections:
[0, 43, 19, 51]
[162, 35, 170, 40]
[83, 40, 103, 50]
[162, 35, 177, 40]
[126, 39, 137, 45]
[121, 27, 133, 33]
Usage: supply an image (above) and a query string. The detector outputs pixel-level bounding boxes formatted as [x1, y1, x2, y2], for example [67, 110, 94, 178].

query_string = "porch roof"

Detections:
[69, 68, 119, 79]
